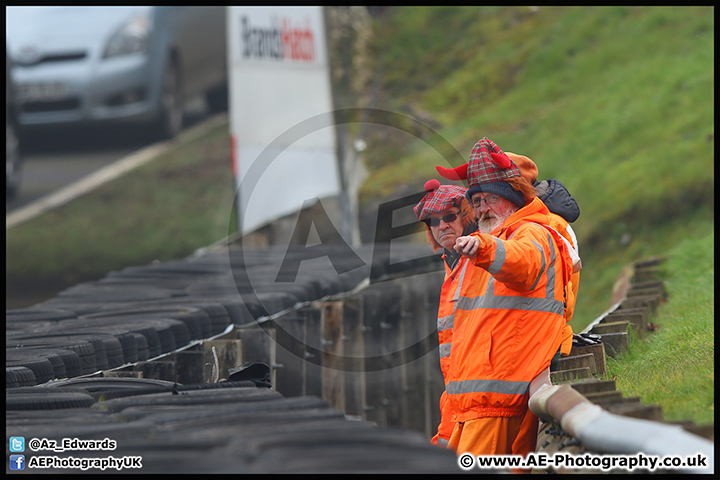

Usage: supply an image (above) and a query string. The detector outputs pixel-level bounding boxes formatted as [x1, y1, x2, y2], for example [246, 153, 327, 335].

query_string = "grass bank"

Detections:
[605, 228, 714, 425]
[6, 120, 238, 309]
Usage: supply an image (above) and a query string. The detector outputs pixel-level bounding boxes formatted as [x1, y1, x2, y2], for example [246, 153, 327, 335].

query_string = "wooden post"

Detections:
[425, 270, 444, 440]
[342, 296, 366, 418]
[598, 332, 630, 358]
[362, 289, 386, 427]
[103, 370, 143, 378]
[620, 294, 661, 315]
[238, 324, 276, 386]
[592, 320, 633, 336]
[570, 379, 617, 395]
[300, 306, 323, 397]
[173, 350, 206, 384]
[569, 343, 607, 377]
[379, 283, 402, 428]
[398, 276, 431, 435]
[320, 301, 346, 413]
[274, 315, 307, 398]
[202, 339, 243, 382]
[551, 367, 592, 384]
[557, 353, 597, 375]
[134, 361, 176, 382]
[603, 309, 648, 334]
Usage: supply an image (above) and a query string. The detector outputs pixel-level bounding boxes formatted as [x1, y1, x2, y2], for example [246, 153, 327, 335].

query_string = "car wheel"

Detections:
[6, 118, 23, 200]
[152, 59, 184, 140]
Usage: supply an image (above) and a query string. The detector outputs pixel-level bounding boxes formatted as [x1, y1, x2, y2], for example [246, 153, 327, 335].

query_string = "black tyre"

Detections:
[7, 333, 107, 374]
[131, 332, 150, 361]
[46, 377, 180, 401]
[96, 386, 287, 414]
[24, 348, 84, 378]
[6, 391, 97, 410]
[6, 307, 77, 322]
[8, 339, 98, 376]
[30, 350, 66, 378]
[19, 332, 124, 370]
[6, 366, 37, 388]
[6, 351, 56, 384]
[6, 319, 58, 335]
[48, 284, 178, 304]
[140, 298, 234, 335]
[81, 306, 212, 341]
[151, 57, 184, 140]
[30, 321, 141, 365]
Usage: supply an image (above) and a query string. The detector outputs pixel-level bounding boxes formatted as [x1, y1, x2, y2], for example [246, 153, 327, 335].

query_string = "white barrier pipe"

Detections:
[530, 384, 714, 474]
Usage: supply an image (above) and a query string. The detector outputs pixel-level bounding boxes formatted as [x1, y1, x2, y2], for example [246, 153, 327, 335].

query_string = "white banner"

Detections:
[227, 6, 341, 234]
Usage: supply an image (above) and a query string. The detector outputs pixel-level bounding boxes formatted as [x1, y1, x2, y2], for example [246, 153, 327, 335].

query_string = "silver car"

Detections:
[6, 6, 228, 140]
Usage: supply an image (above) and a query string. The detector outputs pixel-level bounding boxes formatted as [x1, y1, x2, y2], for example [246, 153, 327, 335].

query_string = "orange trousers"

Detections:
[447, 410, 538, 474]
[513, 408, 540, 457]
[448, 416, 522, 455]
[446, 410, 538, 456]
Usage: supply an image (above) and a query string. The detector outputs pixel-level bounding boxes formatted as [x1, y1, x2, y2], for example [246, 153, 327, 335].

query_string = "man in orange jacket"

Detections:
[432, 137, 575, 459]
[413, 179, 477, 448]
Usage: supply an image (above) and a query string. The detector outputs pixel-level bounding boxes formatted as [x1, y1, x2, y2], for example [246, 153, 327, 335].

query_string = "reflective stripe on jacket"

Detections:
[437, 257, 471, 377]
[446, 197, 573, 422]
[434, 253, 472, 444]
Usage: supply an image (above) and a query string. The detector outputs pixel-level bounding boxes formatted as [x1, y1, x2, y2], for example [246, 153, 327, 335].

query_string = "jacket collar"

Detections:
[495, 197, 552, 238]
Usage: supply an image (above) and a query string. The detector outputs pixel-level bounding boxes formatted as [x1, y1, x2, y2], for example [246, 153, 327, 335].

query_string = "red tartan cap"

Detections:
[413, 179, 468, 221]
[467, 137, 521, 185]
[435, 137, 526, 208]
[436, 150, 539, 184]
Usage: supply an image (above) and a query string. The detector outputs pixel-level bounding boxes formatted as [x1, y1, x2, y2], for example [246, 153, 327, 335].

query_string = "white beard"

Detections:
[476, 203, 518, 234]
[477, 215, 503, 234]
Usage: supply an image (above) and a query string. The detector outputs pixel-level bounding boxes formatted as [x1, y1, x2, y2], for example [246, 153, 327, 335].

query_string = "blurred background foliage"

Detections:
[356, 6, 713, 331]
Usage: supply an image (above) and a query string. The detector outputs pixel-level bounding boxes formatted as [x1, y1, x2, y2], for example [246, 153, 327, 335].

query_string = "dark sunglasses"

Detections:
[422, 212, 459, 227]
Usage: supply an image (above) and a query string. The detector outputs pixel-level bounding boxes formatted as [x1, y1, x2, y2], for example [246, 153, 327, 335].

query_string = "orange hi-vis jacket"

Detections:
[431, 253, 467, 447]
[545, 211, 582, 355]
[445, 197, 574, 422]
